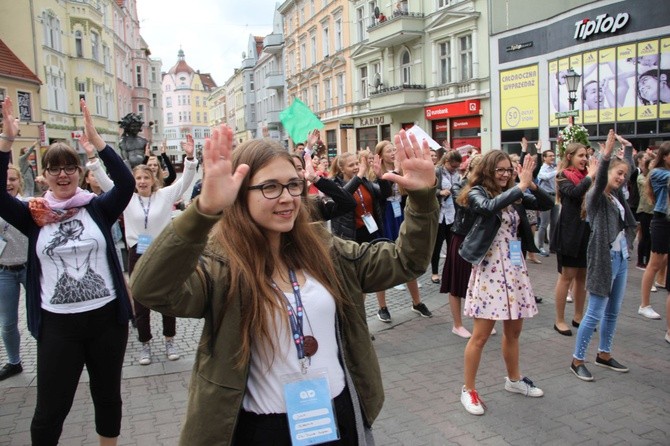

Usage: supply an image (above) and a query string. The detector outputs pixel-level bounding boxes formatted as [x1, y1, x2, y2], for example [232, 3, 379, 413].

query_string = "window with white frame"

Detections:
[312, 85, 319, 111]
[204, 128, 210, 138]
[356, 7, 366, 42]
[106, 90, 113, 118]
[439, 41, 452, 84]
[136, 65, 143, 87]
[334, 17, 342, 51]
[310, 0, 315, 15]
[152, 93, 157, 107]
[322, 24, 329, 57]
[204, 112, 207, 122]
[196, 112, 200, 122]
[195, 96, 200, 107]
[180, 128, 189, 138]
[336, 73, 345, 106]
[300, 41, 306, 68]
[438, 0, 456, 8]
[43, 11, 62, 51]
[137, 104, 144, 121]
[47, 70, 66, 112]
[401, 50, 411, 85]
[310, 34, 316, 66]
[75, 31, 83, 57]
[194, 128, 202, 138]
[91, 31, 100, 62]
[360, 66, 369, 99]
[166, 97, 172, 107]
[94, 84, 104, 115]
[151, 66, 157, 82]
[324, 78, 332, 109]
[103, 45, 111, 71]
[77, 81, 86, 96]
[459, 34, 473, 81]
[178, 111, 183, 122]
[299, 7, 305, 25]
[167, 112, 173, 124]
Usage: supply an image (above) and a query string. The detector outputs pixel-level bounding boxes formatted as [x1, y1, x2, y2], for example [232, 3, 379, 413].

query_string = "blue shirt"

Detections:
[650, 168, 670, 214]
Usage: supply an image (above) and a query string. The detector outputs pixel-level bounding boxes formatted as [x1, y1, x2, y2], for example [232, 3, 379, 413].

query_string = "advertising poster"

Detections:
[636, 40, 659, 120]
[500, 64, 539, 130]
[548, 60, 559, 127]
[659, 37, 670, 119]
[570, 54, 583, 124]
[582, 51, 599, 124]
[598, 47, 616, 123]
[616, 44, 637, 121]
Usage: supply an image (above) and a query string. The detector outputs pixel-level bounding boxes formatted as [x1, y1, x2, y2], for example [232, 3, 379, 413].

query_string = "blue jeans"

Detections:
[573, 250, 627, 361]
[0, 266, 27, 364]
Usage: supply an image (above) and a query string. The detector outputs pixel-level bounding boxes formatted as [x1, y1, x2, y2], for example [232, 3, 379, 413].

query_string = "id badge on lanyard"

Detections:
[362, 213, 378, 234]
[136, 234, 153, 254]
[509, 240, 523, 266]
[391, 200, 402, 218]
[282, 369, 339, 445]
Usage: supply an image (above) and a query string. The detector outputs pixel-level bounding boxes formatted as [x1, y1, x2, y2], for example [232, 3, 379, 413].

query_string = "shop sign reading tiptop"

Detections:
[574, 12, 629, 40]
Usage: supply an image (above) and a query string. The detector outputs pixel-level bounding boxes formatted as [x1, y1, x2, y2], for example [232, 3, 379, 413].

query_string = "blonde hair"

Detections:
[132, 164, 159, 194]
[7, 164, 24, 196]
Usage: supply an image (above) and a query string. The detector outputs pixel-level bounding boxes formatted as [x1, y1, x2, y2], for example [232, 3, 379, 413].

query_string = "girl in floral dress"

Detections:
[456, 150, 545, 415]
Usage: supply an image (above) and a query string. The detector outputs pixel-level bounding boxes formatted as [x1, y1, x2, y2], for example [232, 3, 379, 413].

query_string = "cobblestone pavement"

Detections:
[1, 254, 668, 445]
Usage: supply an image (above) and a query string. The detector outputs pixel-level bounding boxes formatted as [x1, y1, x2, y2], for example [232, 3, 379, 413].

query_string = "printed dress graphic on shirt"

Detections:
[42, 219, 110, 304]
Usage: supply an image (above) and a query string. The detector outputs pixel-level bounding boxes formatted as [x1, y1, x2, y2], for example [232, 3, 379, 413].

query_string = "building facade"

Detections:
[161, 49, 216, 163]
[490, 0, 670, 152]
[349, 0, 491, 152]
[279, 0, 357, 155]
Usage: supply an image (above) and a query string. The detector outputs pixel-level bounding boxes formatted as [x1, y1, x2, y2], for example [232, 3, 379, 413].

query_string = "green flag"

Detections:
[280, 99, 324, 145]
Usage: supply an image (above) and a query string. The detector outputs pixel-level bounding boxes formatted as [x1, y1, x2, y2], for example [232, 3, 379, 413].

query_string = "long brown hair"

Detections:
[147, 155, 166, 188]
[645, 141, 670, 205]
[211, 139, 345, 369]
[457, 150, 513, 207]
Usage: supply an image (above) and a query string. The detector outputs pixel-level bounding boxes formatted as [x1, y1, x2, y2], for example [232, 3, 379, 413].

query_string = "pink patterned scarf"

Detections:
[29, 188, 96, 227]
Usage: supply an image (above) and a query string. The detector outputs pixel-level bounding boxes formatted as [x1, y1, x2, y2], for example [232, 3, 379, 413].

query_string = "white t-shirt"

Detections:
[242, 273, 346, 414]
[36, 208, 116, 313]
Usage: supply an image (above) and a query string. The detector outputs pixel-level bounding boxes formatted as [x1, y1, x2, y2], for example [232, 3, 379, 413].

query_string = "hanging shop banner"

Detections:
[549, 60, 559, 127]
[637, 40, 660, 120]
[582, 51, 599, 124]
[661, 37, 670, 119]
[616, 44, 637, 121]
[500, 64, 539, 130]
[599, 47, 616, 123]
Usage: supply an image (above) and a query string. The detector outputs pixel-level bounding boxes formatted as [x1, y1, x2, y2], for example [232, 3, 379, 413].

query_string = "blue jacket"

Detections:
[0, 147, 134, 339]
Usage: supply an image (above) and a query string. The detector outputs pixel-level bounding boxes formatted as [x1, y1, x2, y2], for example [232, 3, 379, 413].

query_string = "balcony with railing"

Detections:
[369, 83, 427, 110]
[263, 33, 284, 54]
[266, 110, 282, 125]
[265, 71, 285, 90]
[367, 10, 425, 48]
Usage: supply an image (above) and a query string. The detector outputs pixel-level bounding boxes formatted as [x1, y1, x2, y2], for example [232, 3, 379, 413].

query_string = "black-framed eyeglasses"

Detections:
[248, 180, 305, 199]
[495, 168, 514, 176]
[46, 165, 78, 176]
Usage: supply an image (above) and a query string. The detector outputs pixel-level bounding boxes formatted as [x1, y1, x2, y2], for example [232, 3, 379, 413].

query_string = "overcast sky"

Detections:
[136, 0, 280, 86]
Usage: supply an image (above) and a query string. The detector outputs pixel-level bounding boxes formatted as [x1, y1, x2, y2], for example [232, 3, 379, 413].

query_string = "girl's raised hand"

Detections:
[372, 154, 383, 179]
[358, 152, 369, 178]
[197, 125, 249, 215]
[303, 151, 317, 181]
[181, 134, 195, 158]
[602, 129, 616, 158]
[587, 156, 599, 178]
[81, 99, 106, 150]
[79, 134, 97, 159]
[382, 130, 435, 191]
[0, 98, 19, 152]
[517, 153, 535, 189]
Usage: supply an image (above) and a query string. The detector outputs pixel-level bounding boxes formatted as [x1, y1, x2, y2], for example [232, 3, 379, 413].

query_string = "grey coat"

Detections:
[585, 156, 637, 297]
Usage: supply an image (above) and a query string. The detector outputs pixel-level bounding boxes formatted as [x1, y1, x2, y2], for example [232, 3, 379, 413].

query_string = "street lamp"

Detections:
[564, 68, 581, 111]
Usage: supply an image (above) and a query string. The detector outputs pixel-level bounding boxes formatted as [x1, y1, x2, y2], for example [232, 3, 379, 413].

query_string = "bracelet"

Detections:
[88, 155, 98, 160]
[0, 134, 15, 142]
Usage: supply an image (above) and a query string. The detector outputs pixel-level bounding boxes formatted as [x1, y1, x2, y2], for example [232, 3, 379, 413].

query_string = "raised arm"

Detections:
[160, 141, 177, 186]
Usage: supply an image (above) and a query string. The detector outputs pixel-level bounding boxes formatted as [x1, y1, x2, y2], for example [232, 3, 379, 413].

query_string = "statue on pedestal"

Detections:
[118, 113, 148, 168]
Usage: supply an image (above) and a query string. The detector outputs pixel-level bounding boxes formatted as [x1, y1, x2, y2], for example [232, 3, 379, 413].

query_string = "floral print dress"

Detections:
[464, 206, 538, 320]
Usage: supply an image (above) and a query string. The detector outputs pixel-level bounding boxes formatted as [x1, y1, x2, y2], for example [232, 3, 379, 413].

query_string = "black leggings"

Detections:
[637, 212, 652, 265]
[31, 301, 128, 445]
[431, 222, 452, 274]
[232, 387, 358, 445]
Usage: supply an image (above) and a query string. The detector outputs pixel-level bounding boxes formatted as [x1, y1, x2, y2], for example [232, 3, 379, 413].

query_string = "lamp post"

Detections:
[564, 68, 581, 111]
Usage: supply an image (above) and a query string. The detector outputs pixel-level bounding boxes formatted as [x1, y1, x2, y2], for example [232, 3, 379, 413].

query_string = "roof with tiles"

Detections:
[0, 40, 41, 85]
[199, 73, 217, 91]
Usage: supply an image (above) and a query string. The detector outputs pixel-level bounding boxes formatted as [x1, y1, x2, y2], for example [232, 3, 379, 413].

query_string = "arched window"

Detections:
[401, 50, 411, 85]
[75, 31, 83, 57]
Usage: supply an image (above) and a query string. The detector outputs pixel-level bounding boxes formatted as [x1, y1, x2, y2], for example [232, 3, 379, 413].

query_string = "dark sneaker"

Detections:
[377, 307, 392, 323]
[595, 356, 629, 372]
[0, 362, 23, 381]
[570, 362, 593, 381]
[412, 302, 432, 318]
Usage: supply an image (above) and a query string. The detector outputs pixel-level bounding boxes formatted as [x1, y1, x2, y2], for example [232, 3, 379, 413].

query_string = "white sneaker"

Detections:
[504, 377, 544, 397]
[139, 343, 151, 365]
[566, 291, 573, 303]
[451, 326, 472, 339]
[638, 306, 661, 319]
[460, 386, 485, 415]
[166, 340, 180, 361]
[651, 285, 658, 293]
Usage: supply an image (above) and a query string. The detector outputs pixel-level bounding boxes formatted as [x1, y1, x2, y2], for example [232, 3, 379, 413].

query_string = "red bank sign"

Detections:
[425, 100, 480, 120]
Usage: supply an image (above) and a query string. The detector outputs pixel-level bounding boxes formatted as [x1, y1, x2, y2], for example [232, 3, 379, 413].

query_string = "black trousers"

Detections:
[431, 222, 452, 275]
[232, 387, 359, 445]
[31, 301, 128, 445]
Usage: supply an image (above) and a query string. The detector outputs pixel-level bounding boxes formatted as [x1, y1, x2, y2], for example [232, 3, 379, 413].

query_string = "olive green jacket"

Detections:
[130, 187, 438, 446]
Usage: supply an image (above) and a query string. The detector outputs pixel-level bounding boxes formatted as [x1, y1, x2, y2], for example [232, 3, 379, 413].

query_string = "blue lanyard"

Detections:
[271, 269, 306, 360]
[137, 195, 151, 230]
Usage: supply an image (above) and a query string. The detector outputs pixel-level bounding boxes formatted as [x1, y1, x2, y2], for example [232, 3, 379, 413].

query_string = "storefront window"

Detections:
[381, 125, 391, 142]
[501, 129, 539, 154]
[356, 127, 378, 151]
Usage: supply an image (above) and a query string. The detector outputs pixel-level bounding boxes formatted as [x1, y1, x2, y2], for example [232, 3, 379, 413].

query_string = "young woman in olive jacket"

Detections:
[130, 127, 438, 445]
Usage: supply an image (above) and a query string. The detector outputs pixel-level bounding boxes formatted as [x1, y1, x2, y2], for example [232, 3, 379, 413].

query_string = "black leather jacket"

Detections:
[451, 178, 476, 236]
[330, 176, 391, 240]
[459, 185, 553, 265]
